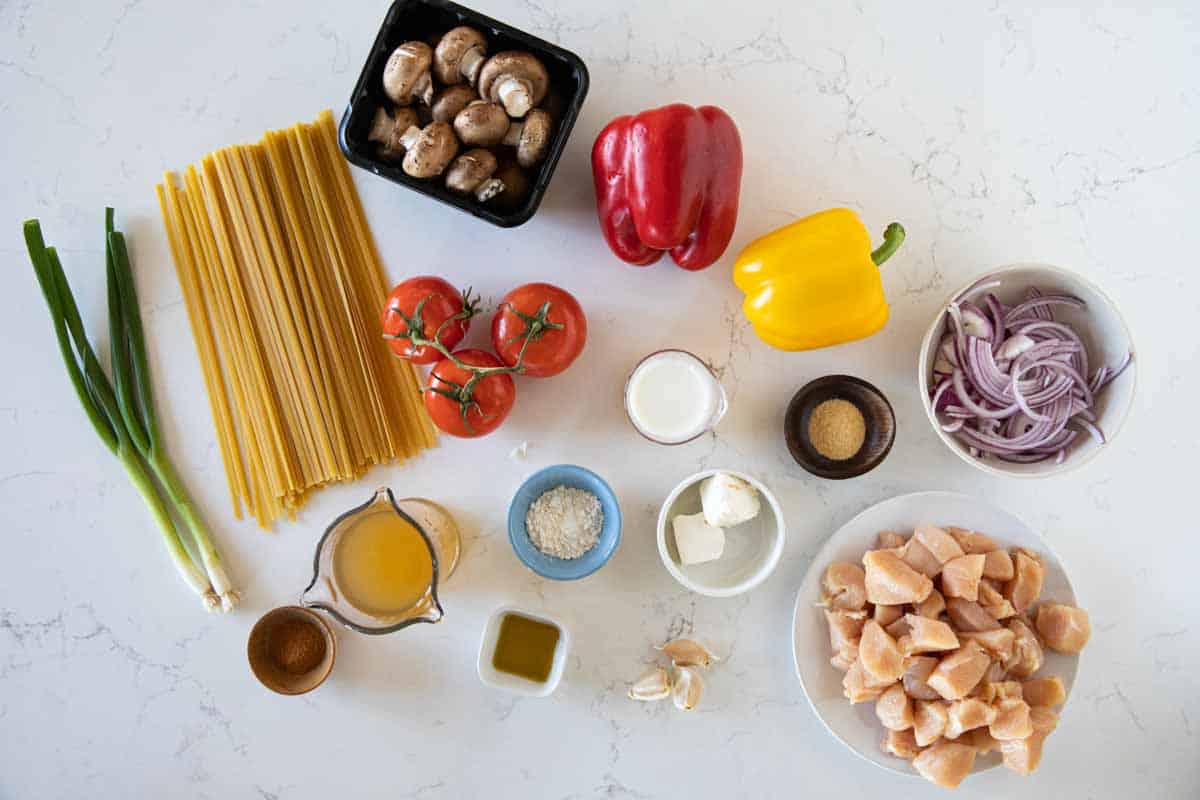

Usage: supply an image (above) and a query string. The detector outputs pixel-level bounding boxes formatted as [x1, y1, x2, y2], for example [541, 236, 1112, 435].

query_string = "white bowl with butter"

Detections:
[656, 469, 785, 597]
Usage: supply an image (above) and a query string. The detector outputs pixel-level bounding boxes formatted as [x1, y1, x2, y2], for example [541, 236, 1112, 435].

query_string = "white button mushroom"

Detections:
[477, 51, 549, 118]
[433, 26, 488, 86]
[383, 41, 434, 107]
[395, 121, 459, 179]
[430, 84, 478, 124]
[444, 149, 505, 202]
[502, 108, 553, 168]
[453, 100, 511, 147]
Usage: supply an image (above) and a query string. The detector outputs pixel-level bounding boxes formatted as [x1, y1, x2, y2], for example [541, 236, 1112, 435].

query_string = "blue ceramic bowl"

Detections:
[507, 465, 622, 580]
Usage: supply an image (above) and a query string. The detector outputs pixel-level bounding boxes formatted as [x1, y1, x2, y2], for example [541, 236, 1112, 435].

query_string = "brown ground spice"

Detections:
[267, 618, 327, 674]
[808, 398, 866, 460]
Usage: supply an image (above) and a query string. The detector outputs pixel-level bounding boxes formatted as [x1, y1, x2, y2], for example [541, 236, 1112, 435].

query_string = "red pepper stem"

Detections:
[870, 222, 906, 266]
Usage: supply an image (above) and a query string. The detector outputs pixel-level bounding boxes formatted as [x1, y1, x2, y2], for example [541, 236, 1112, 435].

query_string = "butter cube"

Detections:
[672, 512, 726, 565]
[699, 473, 760, 528]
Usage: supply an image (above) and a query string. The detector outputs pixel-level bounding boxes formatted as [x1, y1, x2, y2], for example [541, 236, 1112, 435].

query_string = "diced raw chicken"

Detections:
[982, 660, 1007, 684]
[946, 597, 1001, 632]
[1022, 676, 1066, 707]
[927, 641, 992, 700]
[915, 588, 946, 619]
[1035, 603, 1091, 654]
[900, 537, 944, 578]
[914, 525, 966, 563]
[862, 549, 934, 605]
[874, 604, 904, 627]
[945, 697, 997, 739]
[946, 526, 998, 554]
[877, 530, 907, 549]
[978, 580, 1017, 620]
[820, 562, 868, 610]
[990, 697, 1033, 740]
[881, 728, 921, 760]
[962, 727, 1000, 754]
[1003, 550, 1044, 613]
[831, 641, 858, 671]
[914, 699, 950, 746]
[903, 655, 942, 701]
[900, 614, 960, 654]
[875, 682, 915, 731]
[941, 554, 987, 601]
[982, 550, 1015, 581]
[913, 740, 977, 789]
[1004, 618, 1044, 679]
[885, 615, 911, 639]
[958, 628, 1016, 661]
[824, 608, 866, 652]
[1000, 707, 1058, 775]
[843, 657, 890, 703]
[860, 620, 905, 683]
[976, 680, 1023, 704]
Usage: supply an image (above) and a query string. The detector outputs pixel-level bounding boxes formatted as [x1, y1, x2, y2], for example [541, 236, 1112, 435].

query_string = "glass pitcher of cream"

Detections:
[301, 487, 461, 634]
[624, 349, 728, 445]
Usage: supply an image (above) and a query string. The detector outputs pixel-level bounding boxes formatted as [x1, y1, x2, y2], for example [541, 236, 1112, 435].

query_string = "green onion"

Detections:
[23, 211, 238, 612]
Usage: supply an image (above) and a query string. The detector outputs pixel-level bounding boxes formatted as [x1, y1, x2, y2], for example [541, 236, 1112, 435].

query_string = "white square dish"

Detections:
[476, 606, 570, 698]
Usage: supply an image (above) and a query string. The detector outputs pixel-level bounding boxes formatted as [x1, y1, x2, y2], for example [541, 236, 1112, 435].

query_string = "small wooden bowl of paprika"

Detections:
[784, 375, 895, 480]
[248, 606, 337, 695]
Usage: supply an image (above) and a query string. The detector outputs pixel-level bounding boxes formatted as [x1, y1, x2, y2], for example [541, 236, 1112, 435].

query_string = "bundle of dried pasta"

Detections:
[157, 110, 436, 527]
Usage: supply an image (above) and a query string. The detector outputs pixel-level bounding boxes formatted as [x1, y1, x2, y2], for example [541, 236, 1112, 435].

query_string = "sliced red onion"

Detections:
[952, 368, 1018, 419]
[996, 334, 1035, 360]
[960, 302, 993, 339]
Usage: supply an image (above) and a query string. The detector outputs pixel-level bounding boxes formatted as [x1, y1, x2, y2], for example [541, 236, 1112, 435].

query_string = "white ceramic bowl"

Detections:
[918, 263, 1136, 478]
[656, 469, 785, 597]
[793, 492, 1080, 779]
[476, 606, 570, 698]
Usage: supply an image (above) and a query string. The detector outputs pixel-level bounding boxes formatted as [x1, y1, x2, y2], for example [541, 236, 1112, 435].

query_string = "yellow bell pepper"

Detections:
[732, 208, 905, 351]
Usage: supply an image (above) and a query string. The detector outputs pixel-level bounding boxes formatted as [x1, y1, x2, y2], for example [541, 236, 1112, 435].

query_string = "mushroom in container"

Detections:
[383, 41, 435, 106]
[434, 26, 488, 86]
[431, 85, 477, 124]
[368, 107, 420, 161]
[478, 51, 549, 118]
[445, 149, 505, 202]
[454, 100, 511, 147]
[503, 108, 553, 168]
[395, 121, 458, 179]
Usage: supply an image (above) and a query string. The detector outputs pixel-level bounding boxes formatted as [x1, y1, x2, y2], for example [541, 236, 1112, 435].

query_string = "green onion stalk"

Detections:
[23, 211, 238, 612]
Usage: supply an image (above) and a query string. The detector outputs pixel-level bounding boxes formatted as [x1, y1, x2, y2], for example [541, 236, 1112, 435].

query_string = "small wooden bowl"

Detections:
[784, 375, 895, 480]
[247, 606, 336, 695]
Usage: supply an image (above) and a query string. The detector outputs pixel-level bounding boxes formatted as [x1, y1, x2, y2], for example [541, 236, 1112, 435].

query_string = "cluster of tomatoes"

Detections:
[382, 277, 587, 437]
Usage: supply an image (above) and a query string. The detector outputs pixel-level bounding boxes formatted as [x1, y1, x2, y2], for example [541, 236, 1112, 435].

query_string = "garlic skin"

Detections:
[672, 666, 703, 711]
[628, 666, 672, 701]
[657, 638, 719, 669]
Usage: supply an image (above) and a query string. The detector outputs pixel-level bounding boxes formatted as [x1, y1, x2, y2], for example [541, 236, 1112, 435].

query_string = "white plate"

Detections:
[792, 491, 1079, 778]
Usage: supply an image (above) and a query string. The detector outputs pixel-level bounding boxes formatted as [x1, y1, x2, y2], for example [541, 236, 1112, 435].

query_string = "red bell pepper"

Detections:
[591, 103, 743, 271]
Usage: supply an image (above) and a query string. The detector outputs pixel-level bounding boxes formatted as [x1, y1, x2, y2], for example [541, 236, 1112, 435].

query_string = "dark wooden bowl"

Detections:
[784, 375, 895, 480]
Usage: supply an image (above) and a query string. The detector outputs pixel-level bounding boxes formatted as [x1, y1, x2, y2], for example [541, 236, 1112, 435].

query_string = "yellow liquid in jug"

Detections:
[333, 510, 434, 616]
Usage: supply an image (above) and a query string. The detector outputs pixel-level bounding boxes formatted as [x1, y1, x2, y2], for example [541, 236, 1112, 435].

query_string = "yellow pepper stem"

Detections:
[870, 223, 906, 266]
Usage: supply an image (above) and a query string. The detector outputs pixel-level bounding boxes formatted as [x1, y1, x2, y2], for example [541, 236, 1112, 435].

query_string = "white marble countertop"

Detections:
[2, 1, 1197, 797]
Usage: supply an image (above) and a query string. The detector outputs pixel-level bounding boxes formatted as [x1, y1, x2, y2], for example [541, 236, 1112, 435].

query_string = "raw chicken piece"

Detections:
[990, 697, 1033, 740]
[860, 620, 905, 683]
[862, 549, 934, 605]
[1004, 618, 1044, 679]
[877, 530, 907, 549]
[963, 727, 1000, 754]
[982, 550, 1015, 581]
[976, 680, 1022, 704]
[885, 615, 911, 639]
[875, 682, 915, 731]
[1003, 550, 1044, 613]
[1022, 676, 1066, 707]
[927, 641, 992, 700]
[1000, 707, 1058, 775]
[1035, 604, 1091, 654]
[914, 699, 950, 746]
[881, 728, 921, 760]
[982, 660, 1007, 684]
[941, 554, 986, 601]
[831, 641, 858, 671]
[978, 580, 1017, 620]
[843, 657, 891, 703]
[913, 740, 977, 789]
[874, 604, 904, 627]
[824, 608, 866, 652]
[914, 525, 966, 563]
[903, 655, 942, 701]
[946, 526, 998, 554]
[946, 598, 1001, 632]
[820, 562, 868, 610]
[900, 614, 960, 654]
[945, 697, 997, 739]
[915, 588, 946, 619]
[900, 537, 944, 578]
[958, 628, 1016, 661]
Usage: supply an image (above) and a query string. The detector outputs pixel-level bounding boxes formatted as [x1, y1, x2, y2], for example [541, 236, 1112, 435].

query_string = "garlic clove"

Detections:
[671, 665, 703, 711]
[656, 638, 720, 669]
[628, 666, 672, 701]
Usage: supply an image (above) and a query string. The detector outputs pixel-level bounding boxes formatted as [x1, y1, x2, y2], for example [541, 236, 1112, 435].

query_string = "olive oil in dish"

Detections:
[332, 509, 434, 616]
[625, 350, 725, 444]
[491, 612, 561, 683]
